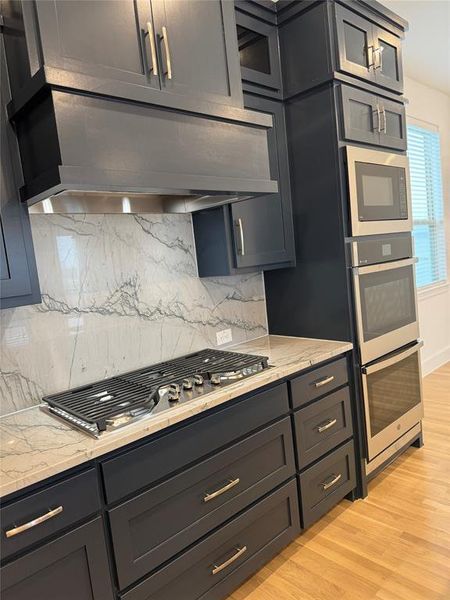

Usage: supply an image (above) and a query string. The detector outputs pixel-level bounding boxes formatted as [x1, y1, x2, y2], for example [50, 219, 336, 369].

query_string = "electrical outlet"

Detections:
[216, 328, 232, 346]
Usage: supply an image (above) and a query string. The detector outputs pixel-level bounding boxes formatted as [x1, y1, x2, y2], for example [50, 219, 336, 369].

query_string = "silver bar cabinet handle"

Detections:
[367, 45, 375, 68]
[5, 506, 63, 538]
[314, 375, 335, 388]
[146, 22, 158, 76]
[321, 473, 342, 491]
[317, 418, 337, 433]
[374, 105, 381, 133]
[235, 218, 245, 256]
[374, 45, 383, 70]
[381, 105, 387, 134]
[204, 478, 240, 503]
[161, 25, 172, 79]
[212, 546, 247, 575]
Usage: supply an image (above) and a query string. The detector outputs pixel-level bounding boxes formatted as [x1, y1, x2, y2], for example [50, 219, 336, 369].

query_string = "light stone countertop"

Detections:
[0, 335, 352, 498]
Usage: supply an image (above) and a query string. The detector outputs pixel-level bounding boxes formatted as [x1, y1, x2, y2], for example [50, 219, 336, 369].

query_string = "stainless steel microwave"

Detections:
[346, 147, 412, 236]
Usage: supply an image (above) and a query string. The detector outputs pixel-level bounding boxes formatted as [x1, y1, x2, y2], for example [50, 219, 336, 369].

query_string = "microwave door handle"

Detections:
[362, 340, 423, 376]
[355, 257, 418, 275]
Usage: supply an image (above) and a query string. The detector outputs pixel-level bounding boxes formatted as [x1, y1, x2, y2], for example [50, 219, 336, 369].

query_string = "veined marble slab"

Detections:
[0, 335, 352, 498]
[0, 213, 267, 416]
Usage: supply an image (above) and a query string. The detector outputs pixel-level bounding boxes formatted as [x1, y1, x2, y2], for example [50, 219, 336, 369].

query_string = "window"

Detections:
[407, 123, 447, 288]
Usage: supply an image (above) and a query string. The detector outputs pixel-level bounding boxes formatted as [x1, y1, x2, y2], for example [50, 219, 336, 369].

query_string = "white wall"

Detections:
[404, 76, 450, 374]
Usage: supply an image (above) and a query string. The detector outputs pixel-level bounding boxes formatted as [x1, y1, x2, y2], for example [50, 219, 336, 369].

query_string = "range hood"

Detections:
[28, 191, 253, 215]
[12, 88, 278, 214]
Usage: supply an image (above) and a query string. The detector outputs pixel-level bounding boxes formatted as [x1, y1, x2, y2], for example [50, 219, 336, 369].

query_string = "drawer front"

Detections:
[299, 440, 356, 529]
[294, 387, 353, 469]
[102, 384, 289, 503]
[121, 480, 300, 600]
[109, 417, 295, 589]
[290, 357, 348, 409]
[1, 469, 101, 560]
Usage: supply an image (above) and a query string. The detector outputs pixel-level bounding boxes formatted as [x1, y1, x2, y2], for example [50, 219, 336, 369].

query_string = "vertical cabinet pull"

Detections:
[212, 546, 247, 575]
[146, 22, 158, 76]
[381, 105, 387, 133]
[235, 218, 245, 256]
[374, 45, 384, 70]
[367, 45, 375, 69]
[374, 104, 382, 133]
[5, 506, 63, 538]
[161, 25, 173, 80]
[321, 473, 342, 491]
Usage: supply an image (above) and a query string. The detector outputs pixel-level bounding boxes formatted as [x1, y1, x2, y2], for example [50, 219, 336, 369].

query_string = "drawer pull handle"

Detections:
[317, 418, 337, 433]
[212, 545, 247, 575]
[5, 506, 63, 538]
[314, 375, 335, 388]
[204, 478, 240, 503]
[321, 473, 342, 491]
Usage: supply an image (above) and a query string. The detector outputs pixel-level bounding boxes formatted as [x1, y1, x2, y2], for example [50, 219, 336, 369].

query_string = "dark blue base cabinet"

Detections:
[0, 355, 357, 600]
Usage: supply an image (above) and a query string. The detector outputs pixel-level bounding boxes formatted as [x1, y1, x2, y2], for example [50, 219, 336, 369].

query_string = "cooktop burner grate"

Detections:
[42, 349, 268, 436]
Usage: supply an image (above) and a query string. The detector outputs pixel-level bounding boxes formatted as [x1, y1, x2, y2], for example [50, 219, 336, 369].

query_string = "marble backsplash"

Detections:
[0, 213, 267, 416]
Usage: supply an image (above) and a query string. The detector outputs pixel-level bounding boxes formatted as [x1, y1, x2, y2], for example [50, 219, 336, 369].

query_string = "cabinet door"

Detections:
[373, 26, 403, 93]
[35, 0, 160, 90]
[1, 39, 40, 309]
[231, 195, 288, 268]
[151, 0, 242, 106]
[235, 11, 282, 98]
[1, 518, 114, 600]
[340, 85, 380, 146]
[233, 96, 294, 269]
[379, 97, 407, 150]
[335, 4, 376, 84]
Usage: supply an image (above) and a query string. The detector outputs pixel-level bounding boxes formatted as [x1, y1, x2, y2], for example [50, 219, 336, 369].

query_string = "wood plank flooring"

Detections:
[229, 363, 450, 600]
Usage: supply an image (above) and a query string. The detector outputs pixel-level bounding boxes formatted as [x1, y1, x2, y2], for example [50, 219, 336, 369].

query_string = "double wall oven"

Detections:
[346, 146, 423, 475]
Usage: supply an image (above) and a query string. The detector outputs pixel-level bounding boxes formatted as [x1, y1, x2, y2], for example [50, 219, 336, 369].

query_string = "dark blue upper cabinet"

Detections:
[0, 39, 40, 310]
[4, 0, 243, 112]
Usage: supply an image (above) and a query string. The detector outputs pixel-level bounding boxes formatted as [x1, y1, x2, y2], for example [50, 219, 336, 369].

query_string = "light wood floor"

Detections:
[229, 363, 450, 600]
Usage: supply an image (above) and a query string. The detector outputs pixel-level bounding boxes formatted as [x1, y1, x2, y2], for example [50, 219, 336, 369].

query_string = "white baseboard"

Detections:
[422, 345, 450, 376]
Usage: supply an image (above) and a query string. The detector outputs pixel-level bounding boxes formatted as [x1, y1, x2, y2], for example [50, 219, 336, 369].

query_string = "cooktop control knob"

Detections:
[167, 383, 180, 401]
[193, 374, 204, 386]
[210, 373, 221, 385]
[182, 378, 193, 390]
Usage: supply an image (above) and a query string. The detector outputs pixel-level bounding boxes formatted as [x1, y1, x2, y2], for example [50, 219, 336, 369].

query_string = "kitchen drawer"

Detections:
[1, 469, 101, 560]
[102, 384, 289, 504]
[290, 356, 348, 409]
[294, 387, 353, 469]
[299, 440, 356, 529]
[109, 417, 295, 589]
[120, 480, 300, 600]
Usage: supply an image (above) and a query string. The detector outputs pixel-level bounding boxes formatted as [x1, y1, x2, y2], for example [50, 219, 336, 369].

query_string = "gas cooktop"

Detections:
[41, 348, 269, 437]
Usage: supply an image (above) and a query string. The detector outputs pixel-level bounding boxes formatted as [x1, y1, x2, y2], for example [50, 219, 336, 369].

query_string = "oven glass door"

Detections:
[363, 342, 423, 461]
[354, 258, 419, 364]
[355, 162, 408, 222]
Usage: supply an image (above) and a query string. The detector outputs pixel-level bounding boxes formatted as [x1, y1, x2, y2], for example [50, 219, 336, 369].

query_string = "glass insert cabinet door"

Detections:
[354, 258, 419, 364]
[362, 342, 423, 460]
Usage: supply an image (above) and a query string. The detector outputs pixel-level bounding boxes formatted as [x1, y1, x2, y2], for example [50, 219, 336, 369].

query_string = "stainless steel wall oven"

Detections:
[351, 234, 419, 365]
[362, 341, 424, 467]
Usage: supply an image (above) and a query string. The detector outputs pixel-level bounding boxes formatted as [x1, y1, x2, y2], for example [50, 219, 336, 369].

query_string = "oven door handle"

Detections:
[362, 340, 423, 375]
[354, 257, 418, 275]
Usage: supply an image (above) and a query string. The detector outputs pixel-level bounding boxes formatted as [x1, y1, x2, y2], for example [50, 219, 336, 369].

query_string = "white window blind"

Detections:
[407, 124, 447, 288]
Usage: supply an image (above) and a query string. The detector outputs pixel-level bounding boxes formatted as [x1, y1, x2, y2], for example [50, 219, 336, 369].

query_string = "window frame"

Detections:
[407, 116, 448, 294]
